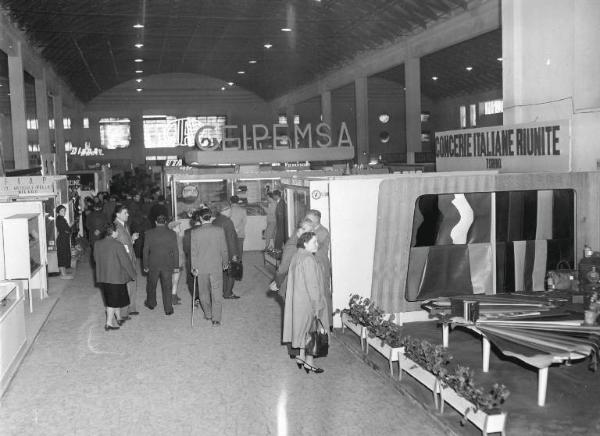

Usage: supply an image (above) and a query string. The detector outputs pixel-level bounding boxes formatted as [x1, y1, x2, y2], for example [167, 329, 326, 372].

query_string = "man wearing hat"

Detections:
[212, 204, 241, 299]
[229, 195, 247, 258]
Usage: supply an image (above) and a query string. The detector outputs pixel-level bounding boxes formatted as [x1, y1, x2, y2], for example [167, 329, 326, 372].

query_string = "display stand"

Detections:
[0, 281, 26, 395]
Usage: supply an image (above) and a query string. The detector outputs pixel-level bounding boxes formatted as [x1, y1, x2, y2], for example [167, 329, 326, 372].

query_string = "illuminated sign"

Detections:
[70, 146, 105, 157]
[435, 120, 571, 173]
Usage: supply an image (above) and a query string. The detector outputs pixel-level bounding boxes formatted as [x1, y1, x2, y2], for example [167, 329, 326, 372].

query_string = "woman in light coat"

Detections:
[282, 231, 330, 374]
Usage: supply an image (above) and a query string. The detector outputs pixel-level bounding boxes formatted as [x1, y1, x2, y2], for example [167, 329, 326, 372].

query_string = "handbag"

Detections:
[546, 260, 576, 290]
[227, 259, 243, 281]
[305, 317, 329, 358]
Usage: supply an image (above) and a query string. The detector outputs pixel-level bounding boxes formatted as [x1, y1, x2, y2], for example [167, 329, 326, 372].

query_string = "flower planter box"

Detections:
[341, 313, 367, 351]
[365, 336, 404, 379]
[399, 353, 507, 436]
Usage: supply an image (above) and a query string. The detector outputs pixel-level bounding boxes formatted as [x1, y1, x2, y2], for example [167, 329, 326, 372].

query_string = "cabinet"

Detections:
[2, 213, 45, 312]
[0, 281, 26, 396]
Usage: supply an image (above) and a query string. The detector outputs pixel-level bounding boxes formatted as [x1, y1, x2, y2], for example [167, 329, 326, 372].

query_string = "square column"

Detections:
[8, 42, 28, 169]
[35, 70, 51, 155]
[404, 58, 421, 165]
[355, 77, 368, 165]
[52, 94, 65, 173]
[321, 91, 332, 127]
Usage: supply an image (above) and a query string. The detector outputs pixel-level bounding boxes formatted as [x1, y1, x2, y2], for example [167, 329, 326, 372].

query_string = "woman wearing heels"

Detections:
[282, 231, 330, 374]
[94, 223, 137, 330]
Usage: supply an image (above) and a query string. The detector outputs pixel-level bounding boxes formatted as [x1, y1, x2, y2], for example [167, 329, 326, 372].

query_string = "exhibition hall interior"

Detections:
[0, 1, 599, 435]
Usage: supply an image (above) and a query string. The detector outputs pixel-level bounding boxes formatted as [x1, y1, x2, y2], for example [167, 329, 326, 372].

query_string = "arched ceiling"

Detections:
[1, 0, 499, 103]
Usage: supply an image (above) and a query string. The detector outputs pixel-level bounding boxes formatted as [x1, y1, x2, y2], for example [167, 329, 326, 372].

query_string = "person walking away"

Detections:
[168, 218, 190, 305]
[306, 209, 332, 328]
[142, 215, 179, 315]
[282, 232, 329, 373]
[85, 202, 108, 266]
[273, 190, 287, 251]
[264, 193, 277, 250]
[212, 204, 241, 299]
[114, 205, 140, 317]
[94, 223, 136, 330]
[190, 208, 228, 326]
[56, 205, 73, 279]
[229, 195, 247, 258]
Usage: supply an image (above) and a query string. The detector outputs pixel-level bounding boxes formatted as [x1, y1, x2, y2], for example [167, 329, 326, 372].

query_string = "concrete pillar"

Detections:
[53, 94, 65, 173]
[321, 91, 332, 127]
[286, 104, 295, 148]
[502, 0, 600, 171]
[35, 69, 51, 155]
[355, 77, 369, 165]
[404, 57, 421, 165]
[8, 42, 28, 169]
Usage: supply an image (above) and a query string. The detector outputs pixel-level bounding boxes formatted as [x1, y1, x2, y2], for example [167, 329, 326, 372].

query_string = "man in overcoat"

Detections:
[213, 204, 241, 299]
[306, 209, 332, 327]
[273, 190, 287, 250]
[143, 215, 179, 315]
[114, 205, 139, 317]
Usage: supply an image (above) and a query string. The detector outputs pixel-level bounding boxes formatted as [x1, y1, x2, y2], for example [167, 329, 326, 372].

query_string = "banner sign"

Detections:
[435, 120, 571, 173]
[0, 176, 56, 197]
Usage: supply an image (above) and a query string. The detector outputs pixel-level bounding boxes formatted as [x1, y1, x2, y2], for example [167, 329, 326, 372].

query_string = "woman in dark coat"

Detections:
[55, 205, 73, 279]
[282, 231, 330, 374]
[94, 223, 137, 330]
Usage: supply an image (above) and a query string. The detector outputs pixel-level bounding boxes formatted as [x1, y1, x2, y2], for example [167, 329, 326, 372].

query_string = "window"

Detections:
[49, 119, 55, 130]
[99, 117, 131, 149]
[459, 106, 467, 128]
[28, 143, 40, 153]
[83, 117, 90, 129]
[143, 115, 226, 148]
[65, 141, 72, 152]
[63, 117, 71, 129]
[479, 99, 503, 115]
[469, 104, 477, 127]
[277, 115, 300, 125]
[27, 119, 38, 130]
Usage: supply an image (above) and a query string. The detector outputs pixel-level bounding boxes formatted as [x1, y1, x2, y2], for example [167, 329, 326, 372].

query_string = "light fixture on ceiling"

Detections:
[136, 88, 143, 92]
[136, 78, 143, 83]
[248, 60, 257, 64]
[134, 58, 143, 63]
[432, 76, 438, 81]
[133, 23, 144, 29]
[135, 43, 144, 48]
[281, 28, 292, 32]
[237, 71, 245, 74]
[227, 82, 234, 86]
[497, 57, 503, 61]
[221, 87, 226, 91]
[465, 66, 473, 71]
[264, 43, 272, 49]
[135, 70, 143, 74]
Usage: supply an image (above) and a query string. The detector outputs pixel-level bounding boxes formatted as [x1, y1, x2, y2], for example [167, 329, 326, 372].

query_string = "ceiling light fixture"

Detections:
[136, 88, 142, 92]
[248, 60, 257, 64]
[135, 43, 144, 48]
[133, 23, 144, 29]
[134, 58, 143, 62]
[465, 66, 473, 71]
[136, 78, 143, 83]
[432, 76, 438, 81]
[281, 28, 292, 32]
[221, 87, 226, 91]
[136, 70, 143, 74]
[227, 82, 234, 86]
[497, 57, 503, 61]
[237, 71, 245, 74]
[264, 43, 272, 49]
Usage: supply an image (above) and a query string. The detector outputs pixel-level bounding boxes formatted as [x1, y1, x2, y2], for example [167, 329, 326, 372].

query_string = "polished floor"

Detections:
[0, 252, 451, 436]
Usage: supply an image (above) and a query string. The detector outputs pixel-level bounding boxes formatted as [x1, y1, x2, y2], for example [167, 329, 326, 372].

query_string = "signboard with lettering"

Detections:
[435, 120, 571, 173]
[0, 176, 57, 197]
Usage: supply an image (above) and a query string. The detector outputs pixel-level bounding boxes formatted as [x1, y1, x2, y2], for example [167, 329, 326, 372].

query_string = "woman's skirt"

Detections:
[101, 283, 130, 308]
[264, 220, 276, 241]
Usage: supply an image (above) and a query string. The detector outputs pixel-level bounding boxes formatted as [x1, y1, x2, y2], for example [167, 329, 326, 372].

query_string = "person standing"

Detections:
[263, 193, 277, 250]
[114, 205, 139, 317]
[55, 205, 73, 279]
[306, 209, 332, 327]
[282, 232, 329, 374]
[229, 195, 247, 257]
[273, 189, 287, 251]
[85, 202, 109, 266]
[213, 204, 241, 300]
[142, 215, 179, 315]
[273, 219, 314, 299]
[94, 223, 136, 330]
[168, 218, 190, 305]
[190, 208, 228, 326]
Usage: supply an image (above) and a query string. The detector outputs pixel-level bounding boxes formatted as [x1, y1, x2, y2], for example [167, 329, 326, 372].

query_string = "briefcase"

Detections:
[227, 260, 243, 281]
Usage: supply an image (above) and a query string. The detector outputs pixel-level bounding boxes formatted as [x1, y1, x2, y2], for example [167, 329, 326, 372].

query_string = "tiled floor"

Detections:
[0, 252, 452, 436]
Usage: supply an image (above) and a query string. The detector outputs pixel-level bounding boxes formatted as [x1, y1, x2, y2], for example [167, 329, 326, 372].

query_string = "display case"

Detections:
[0, 281, 26, 396]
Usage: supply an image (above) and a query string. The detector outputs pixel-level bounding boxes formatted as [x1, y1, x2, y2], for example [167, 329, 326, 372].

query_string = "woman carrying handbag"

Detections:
[282, 231, 330, 374]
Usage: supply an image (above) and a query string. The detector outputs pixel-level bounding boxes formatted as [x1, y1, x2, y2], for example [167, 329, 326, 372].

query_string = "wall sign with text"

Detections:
[435, 120, 571, 173]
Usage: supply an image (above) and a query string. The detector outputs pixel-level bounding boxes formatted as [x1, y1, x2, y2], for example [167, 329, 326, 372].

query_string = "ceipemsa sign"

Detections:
[435, 120, 571, 173]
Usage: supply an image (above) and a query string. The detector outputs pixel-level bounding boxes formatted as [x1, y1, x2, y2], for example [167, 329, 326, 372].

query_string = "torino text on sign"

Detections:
[435, 120, 571, 173]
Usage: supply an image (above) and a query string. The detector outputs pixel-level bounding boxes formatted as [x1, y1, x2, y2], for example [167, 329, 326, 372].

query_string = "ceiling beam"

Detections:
[72, 36, 102, 92]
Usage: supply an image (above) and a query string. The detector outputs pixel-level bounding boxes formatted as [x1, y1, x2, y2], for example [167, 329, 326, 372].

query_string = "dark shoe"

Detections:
[165, 310, 174, 315]
[224, 294, 240, 299]
[303, 363, 324, 374]
[172, 295, 181, 305]
[104, 325, 120, 331]
[129, 311, 140, 316]
[296, 359, 305, 369]
[116, 319, 125, 326]
[144, 301, 155, 310]
[120, 316, 131, 321]
[212, 321, 221, 327]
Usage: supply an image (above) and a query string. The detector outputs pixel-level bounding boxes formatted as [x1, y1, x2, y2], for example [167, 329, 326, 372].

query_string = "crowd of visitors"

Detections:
[80, 185, 331, 374]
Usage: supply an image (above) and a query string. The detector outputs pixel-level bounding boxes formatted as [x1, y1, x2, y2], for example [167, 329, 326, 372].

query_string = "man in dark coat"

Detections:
[212, 204, 241, 299]
[273, 189, 287, 250]
[142, 215, 179, 315]
[114, 205, 139, 317]
[85, 203, 109, 265]
[190, 208, 228, 326]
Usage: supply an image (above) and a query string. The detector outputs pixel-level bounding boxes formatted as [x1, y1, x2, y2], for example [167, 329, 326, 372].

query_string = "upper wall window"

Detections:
[63, 118, 71, 129]
[27, 119, 38, 130]
[469, 104, 477, 127]
[459, 106, 467, 128]
[99, 117, 131, 149]
[83, 117, 90, 129]
[479, 99, 503, 115]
